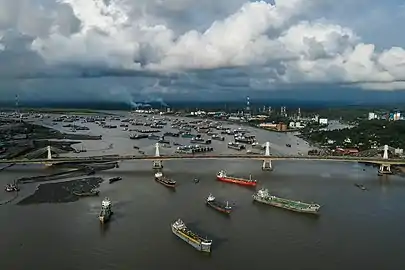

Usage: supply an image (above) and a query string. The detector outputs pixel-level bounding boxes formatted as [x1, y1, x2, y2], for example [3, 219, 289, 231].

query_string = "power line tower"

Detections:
[245, 96, 250, 116]
[15, 94, 19, 114]
[15, 94, 22, 122]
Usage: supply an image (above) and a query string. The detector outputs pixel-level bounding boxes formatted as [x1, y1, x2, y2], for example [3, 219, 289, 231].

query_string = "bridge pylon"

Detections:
[45, 145, 53, 167]
[378, 145, 392, 175]
[262, 142, 272, 171]
[152, 143, 163, 170]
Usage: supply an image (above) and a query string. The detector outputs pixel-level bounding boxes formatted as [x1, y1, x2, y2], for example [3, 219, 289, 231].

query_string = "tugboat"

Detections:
[354, 183, 367, 191]
[99, 197, 113, 224]
[155, 171, 176, 188]
[5, 181, 19, 192]
[171, 219, 212, 253]
[206, 194, 232, 214]
[109, 177, 122, 184]
[216, 170, 257, 187]
[253, 188, 320, 215]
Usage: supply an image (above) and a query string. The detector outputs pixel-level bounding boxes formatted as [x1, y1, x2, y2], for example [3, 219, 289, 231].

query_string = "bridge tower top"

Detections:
[265, 142, 270, 156]
[47, 145, 52, 160]
[383, 144, 389, 159]
[155, 143, 160, 157]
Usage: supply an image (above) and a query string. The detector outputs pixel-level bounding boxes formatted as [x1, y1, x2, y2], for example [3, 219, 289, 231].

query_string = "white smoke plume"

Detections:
[0, 0, 405, 92]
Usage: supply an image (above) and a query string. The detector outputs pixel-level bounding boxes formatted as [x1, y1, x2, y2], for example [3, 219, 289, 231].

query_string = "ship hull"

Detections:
[99, 212, 112, 223]
[207, 201, 231, 214]
[253, 196, 319, 215]
[217, 176, 256, 187]
[171, 226, 211, 253]
[155, 177, 176, 188]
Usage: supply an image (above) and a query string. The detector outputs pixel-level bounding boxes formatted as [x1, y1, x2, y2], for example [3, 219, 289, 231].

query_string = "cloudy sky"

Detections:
[1, 0, 405, 104]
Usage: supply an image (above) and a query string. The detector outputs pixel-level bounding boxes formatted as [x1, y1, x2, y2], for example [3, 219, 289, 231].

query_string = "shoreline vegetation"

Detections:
[299, 120, 405, 151]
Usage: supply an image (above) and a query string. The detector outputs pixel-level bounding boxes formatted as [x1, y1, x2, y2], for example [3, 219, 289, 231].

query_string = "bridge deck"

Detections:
[1, 155, 405, 165]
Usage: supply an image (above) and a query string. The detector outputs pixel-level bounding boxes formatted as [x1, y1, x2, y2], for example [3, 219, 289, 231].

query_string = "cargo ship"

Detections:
[191, 136, 204, 141]
[155, 172, 176, 188]
[228, 142, 245, 150]
[148, 134, 160, 140]
[171, 219, 212, 253]
[181, 132, 194, 138]
[252, 188, 320, 215]
[99, 197, 113, 223]
[234, 136, 255, 144]
[130, 133, 148, 140]
[216, 170, 257, 186]
[206, 194, 232, 214]
[211, 134, 225, 141]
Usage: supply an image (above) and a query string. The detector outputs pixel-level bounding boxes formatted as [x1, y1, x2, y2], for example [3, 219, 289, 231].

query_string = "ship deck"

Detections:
[178, 227, 210, 243]
[271, 197, 319, 209]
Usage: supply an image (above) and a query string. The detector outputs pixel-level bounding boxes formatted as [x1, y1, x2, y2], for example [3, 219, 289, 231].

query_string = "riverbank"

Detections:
[17, 177, 104, 205]
[0, 120, 103, 159]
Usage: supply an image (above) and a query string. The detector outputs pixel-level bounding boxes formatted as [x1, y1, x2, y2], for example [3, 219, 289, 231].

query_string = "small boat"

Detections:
[109, 177, 122, 184]
[73, 189, 100, 197]
[194, 178, 200, 183]
[206, 194, 232, 214]
[99, 197, 113, 223]
[354, 183, 367, 191]
[5, 182, 19, 192]
[155, 172, 176, 188]
[133, 145, 140, 149]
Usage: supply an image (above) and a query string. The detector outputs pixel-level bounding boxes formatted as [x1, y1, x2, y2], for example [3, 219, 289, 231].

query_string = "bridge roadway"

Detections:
[1, 154, 405, 165]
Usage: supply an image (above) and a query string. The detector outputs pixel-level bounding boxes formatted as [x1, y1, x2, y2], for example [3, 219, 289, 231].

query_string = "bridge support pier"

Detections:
[262, 159, 272, 171]
[153, 143, 163, 170]
[45, 145, 53, 167]
[261, 142, 273, 171]
[378, 145, 392, 175]
[378, 164, 392, 175]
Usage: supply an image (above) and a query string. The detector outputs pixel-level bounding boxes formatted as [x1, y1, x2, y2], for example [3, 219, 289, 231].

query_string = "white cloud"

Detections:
[1, 0, 405, 91]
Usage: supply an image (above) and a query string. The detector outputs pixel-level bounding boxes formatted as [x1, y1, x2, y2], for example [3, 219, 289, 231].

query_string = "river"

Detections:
[0, 112, 404, 270]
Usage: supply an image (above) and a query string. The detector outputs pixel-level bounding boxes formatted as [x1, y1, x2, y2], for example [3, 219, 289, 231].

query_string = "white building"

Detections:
[395, 148, 403, 155]
[394, 112, 401, 121]
[368, 112, 377, 120]
[289, 121, 304, 129]
[319, 118, 328, 125]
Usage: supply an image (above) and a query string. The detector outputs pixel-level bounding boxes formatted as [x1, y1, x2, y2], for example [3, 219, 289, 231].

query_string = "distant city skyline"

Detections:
[1, 0, 405, 103]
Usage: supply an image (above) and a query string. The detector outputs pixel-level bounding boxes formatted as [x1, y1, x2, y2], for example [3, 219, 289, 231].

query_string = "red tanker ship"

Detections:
[216, 170, 257, 187]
